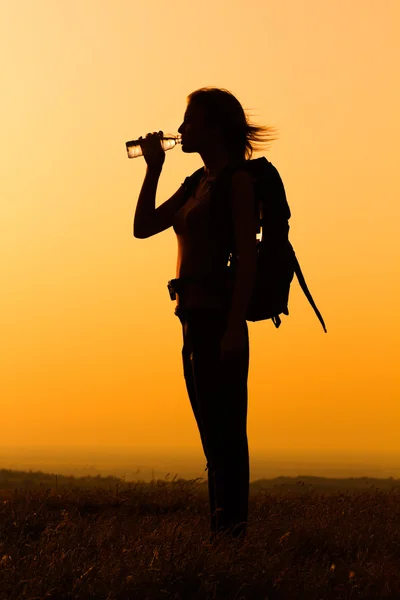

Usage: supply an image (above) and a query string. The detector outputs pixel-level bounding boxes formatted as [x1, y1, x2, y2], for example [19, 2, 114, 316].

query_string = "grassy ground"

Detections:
[1, 476, 400, 599]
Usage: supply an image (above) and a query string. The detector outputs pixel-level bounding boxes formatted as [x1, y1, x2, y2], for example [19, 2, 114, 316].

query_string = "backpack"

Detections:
[178, 156, 327, 333]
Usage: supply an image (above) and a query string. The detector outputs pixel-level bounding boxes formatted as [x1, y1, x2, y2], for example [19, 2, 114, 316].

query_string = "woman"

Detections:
[134, 87, 275, 543]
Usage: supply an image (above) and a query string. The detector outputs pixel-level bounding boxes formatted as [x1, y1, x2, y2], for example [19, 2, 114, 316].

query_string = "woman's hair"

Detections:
[187, 87, 277, 162]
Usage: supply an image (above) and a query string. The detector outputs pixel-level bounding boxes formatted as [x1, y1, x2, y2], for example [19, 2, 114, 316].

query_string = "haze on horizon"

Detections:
[1, 445, 400, 484]
[1, 1, 399, 470]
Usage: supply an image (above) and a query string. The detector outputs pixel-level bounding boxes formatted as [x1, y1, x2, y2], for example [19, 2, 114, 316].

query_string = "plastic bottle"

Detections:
[125, 133, 182, 159]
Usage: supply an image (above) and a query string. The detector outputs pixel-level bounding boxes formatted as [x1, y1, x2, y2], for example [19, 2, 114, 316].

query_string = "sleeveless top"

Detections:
[172, 174, 233, 311]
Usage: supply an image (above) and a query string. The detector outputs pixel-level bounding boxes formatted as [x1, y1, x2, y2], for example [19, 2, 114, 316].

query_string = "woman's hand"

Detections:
[220, 324, 247, 361]
[139, 131, 166, 171]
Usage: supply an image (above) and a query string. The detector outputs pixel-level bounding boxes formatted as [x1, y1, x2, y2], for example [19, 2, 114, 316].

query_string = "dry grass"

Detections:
[1, 476, 400, 599]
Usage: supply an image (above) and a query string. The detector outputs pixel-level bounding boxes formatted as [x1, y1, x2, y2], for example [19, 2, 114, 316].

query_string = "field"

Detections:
[1, 471, 400, 599]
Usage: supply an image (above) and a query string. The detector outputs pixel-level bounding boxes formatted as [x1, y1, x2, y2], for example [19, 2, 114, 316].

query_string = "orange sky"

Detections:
[1, 0, 399, 464]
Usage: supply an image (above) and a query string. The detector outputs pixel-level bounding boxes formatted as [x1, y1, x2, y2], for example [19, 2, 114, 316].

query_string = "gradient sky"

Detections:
[1, 0, 399, 465]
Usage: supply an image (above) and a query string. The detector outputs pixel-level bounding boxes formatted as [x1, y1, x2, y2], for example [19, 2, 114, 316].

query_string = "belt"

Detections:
[167, 273, 235, 301]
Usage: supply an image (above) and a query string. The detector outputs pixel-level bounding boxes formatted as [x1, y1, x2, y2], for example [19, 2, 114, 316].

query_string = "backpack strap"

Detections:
[271, 315, 282, 328]
[181, 167, 205, 201]
[208, 160, 259, 252]
[290, 245, 327, 333]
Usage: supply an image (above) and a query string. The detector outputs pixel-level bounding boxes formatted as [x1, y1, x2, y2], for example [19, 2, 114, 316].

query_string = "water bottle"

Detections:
[125, 133, 182, 159]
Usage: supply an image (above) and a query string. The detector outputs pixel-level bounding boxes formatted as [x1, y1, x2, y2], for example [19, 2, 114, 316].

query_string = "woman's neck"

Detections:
[200, 145, 231, 179]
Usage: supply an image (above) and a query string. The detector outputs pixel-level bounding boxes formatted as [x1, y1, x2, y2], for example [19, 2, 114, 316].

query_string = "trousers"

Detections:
[175, 305, 250, 539]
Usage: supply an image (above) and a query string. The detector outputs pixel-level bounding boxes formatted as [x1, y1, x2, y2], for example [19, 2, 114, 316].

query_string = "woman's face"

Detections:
[178, 103, 219, 153]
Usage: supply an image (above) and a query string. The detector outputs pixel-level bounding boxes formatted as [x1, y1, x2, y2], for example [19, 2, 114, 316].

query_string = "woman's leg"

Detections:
[179, 308, 250, 538]
[179, 314, 218, 532]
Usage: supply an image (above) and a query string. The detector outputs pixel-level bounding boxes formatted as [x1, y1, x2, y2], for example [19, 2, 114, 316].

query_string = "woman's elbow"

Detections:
[133, 225, 149, 239]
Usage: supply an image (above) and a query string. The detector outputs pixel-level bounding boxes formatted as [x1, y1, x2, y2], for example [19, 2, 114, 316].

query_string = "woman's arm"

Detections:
[226, 169, 258, 329]
[133, 166, 186, 238]
[133, 166, 162, 238]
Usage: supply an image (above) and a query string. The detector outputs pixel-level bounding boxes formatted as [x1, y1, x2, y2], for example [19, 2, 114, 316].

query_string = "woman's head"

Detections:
[178, 87, 277, 163]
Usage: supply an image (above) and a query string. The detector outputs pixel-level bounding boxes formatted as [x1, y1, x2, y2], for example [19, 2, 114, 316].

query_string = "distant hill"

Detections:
[250, 474, 400, 493]
[1, 468, 400, 495]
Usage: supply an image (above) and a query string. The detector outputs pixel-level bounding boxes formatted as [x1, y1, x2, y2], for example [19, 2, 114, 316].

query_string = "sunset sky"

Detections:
[1, 0, 399, 472]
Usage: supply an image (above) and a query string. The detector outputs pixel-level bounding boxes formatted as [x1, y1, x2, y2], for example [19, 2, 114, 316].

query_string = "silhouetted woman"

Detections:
[134, 87, 275, 543]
